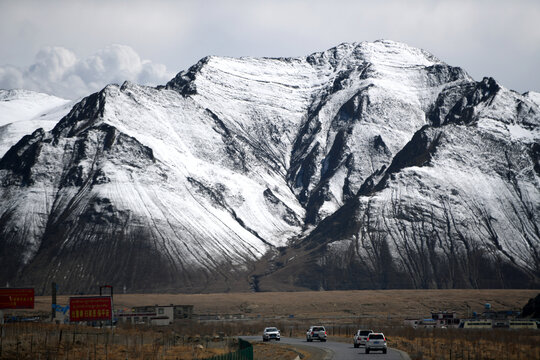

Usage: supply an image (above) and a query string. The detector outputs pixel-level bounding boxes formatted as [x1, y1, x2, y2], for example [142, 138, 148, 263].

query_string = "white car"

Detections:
[306, 326, 327, 342]
[262, 327, 280, 341]
[353, 329, 373, 348]
[365, 332, 387, 354]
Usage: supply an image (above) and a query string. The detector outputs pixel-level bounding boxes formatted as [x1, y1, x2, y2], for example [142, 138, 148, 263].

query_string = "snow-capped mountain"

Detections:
[0, 89, 73, 157]
[1, 40, 538, 294]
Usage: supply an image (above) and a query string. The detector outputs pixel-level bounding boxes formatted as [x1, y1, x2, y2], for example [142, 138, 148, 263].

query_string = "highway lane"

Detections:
[242, 336, 409, 360]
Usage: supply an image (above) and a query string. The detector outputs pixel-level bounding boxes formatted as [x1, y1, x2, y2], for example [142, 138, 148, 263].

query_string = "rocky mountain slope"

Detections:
[1, 40, 538, 294]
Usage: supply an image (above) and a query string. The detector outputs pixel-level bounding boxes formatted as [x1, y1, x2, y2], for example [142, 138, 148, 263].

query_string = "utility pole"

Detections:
[99, 285, 114, 331]
[51, 282, 57, 321]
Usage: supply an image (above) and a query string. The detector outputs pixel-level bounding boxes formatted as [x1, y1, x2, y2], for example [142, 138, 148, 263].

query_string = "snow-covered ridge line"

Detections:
[0, 40, 538, 293]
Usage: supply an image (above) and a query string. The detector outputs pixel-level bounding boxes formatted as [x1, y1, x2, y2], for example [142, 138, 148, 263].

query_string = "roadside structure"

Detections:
[117, 304, 194, 325]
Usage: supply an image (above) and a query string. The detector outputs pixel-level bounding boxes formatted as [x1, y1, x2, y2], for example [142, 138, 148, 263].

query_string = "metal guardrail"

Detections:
[204, 339, 253, 360]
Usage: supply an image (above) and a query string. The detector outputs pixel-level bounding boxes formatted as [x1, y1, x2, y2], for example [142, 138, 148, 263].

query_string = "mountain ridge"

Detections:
[1, 40, 538, 294]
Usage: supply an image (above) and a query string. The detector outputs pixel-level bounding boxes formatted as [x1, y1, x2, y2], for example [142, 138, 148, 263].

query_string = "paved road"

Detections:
[242, 336, 409, 360]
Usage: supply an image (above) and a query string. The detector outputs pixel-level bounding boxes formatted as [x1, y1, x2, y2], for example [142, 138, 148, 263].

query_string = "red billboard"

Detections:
[0, 288, 34, 309]
[69, 296, 112, 322]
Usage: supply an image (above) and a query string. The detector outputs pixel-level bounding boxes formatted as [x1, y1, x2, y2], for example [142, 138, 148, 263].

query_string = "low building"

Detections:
[431, 311, 461, 328]
[173, 305, 194, 319]
[459, 320, 493, 329]
[118, 304, 193, 325]
[404, 311, 461, 328]
[150, 316, 172, 326]
[118, 311, 156, 325]
[481, 310, 520, 319]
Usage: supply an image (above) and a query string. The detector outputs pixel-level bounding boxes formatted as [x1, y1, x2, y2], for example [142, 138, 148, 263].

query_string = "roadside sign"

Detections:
[69, 296, 112, 322]
[0, 288, 34, 309]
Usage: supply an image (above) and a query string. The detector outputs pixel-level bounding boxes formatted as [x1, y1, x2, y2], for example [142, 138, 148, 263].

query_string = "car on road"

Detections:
[262, 327, 280, 341]
[306, 326, 327, 342]
[365, 332, 387, 354]
[353, 329, 373, 348]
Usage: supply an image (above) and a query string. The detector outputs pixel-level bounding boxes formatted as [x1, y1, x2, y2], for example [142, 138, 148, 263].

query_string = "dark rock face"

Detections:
[521, 293, 540, 318]
[0, 41, 539, 294]
[164, 56, 211, 96]
[0, 128, 45, 186]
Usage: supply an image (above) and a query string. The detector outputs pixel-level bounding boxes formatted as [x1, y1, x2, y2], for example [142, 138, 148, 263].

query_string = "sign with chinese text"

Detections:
[69, 296, 112, 322]
[0, 288, 34, 309]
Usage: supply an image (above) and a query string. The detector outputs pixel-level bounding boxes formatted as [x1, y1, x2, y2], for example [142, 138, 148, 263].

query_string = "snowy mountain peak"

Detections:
[0, 88, 63, 102]
[166, 41, 447, 98]
[307, 40, 442, 69]
[0, 89, 69, 124]
[0, 41, 538, 293]
[0, 89, 73, 157]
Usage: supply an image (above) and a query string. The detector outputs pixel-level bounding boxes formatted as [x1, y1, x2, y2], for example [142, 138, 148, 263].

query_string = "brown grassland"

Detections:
[0, 322, 307, 360]
[1, 289, 538, 359]
[31, 289, 538, 320]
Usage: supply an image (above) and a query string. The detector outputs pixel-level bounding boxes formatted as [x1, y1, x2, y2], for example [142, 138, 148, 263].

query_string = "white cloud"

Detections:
[0, 65, 24, 89]
[0, 45, 174, 99]
[0, 1, 539, 93]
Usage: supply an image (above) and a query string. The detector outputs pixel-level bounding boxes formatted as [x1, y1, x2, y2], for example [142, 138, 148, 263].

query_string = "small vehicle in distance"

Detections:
[353, 329, 373, 348]
[262, 327, 280, 341]
[365, 332, 387, 354]
[306, 326, 327, 342]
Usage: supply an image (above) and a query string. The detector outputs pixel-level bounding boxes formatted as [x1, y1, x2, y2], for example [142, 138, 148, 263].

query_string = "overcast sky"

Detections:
[1, 0, 539, 99]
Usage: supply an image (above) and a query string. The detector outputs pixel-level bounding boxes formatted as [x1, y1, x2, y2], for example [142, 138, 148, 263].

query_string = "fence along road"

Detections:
[241, 336, 410, 360]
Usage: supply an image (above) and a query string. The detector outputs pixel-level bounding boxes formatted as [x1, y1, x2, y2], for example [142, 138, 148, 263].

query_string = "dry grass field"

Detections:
[0, 322, 307, 360]
[0, 323, 234, 360]
[331, 328, 540, 360]
[29, 289, 538, 321]
[3, 289, 538, 360]
[387, 329, 540, 360]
